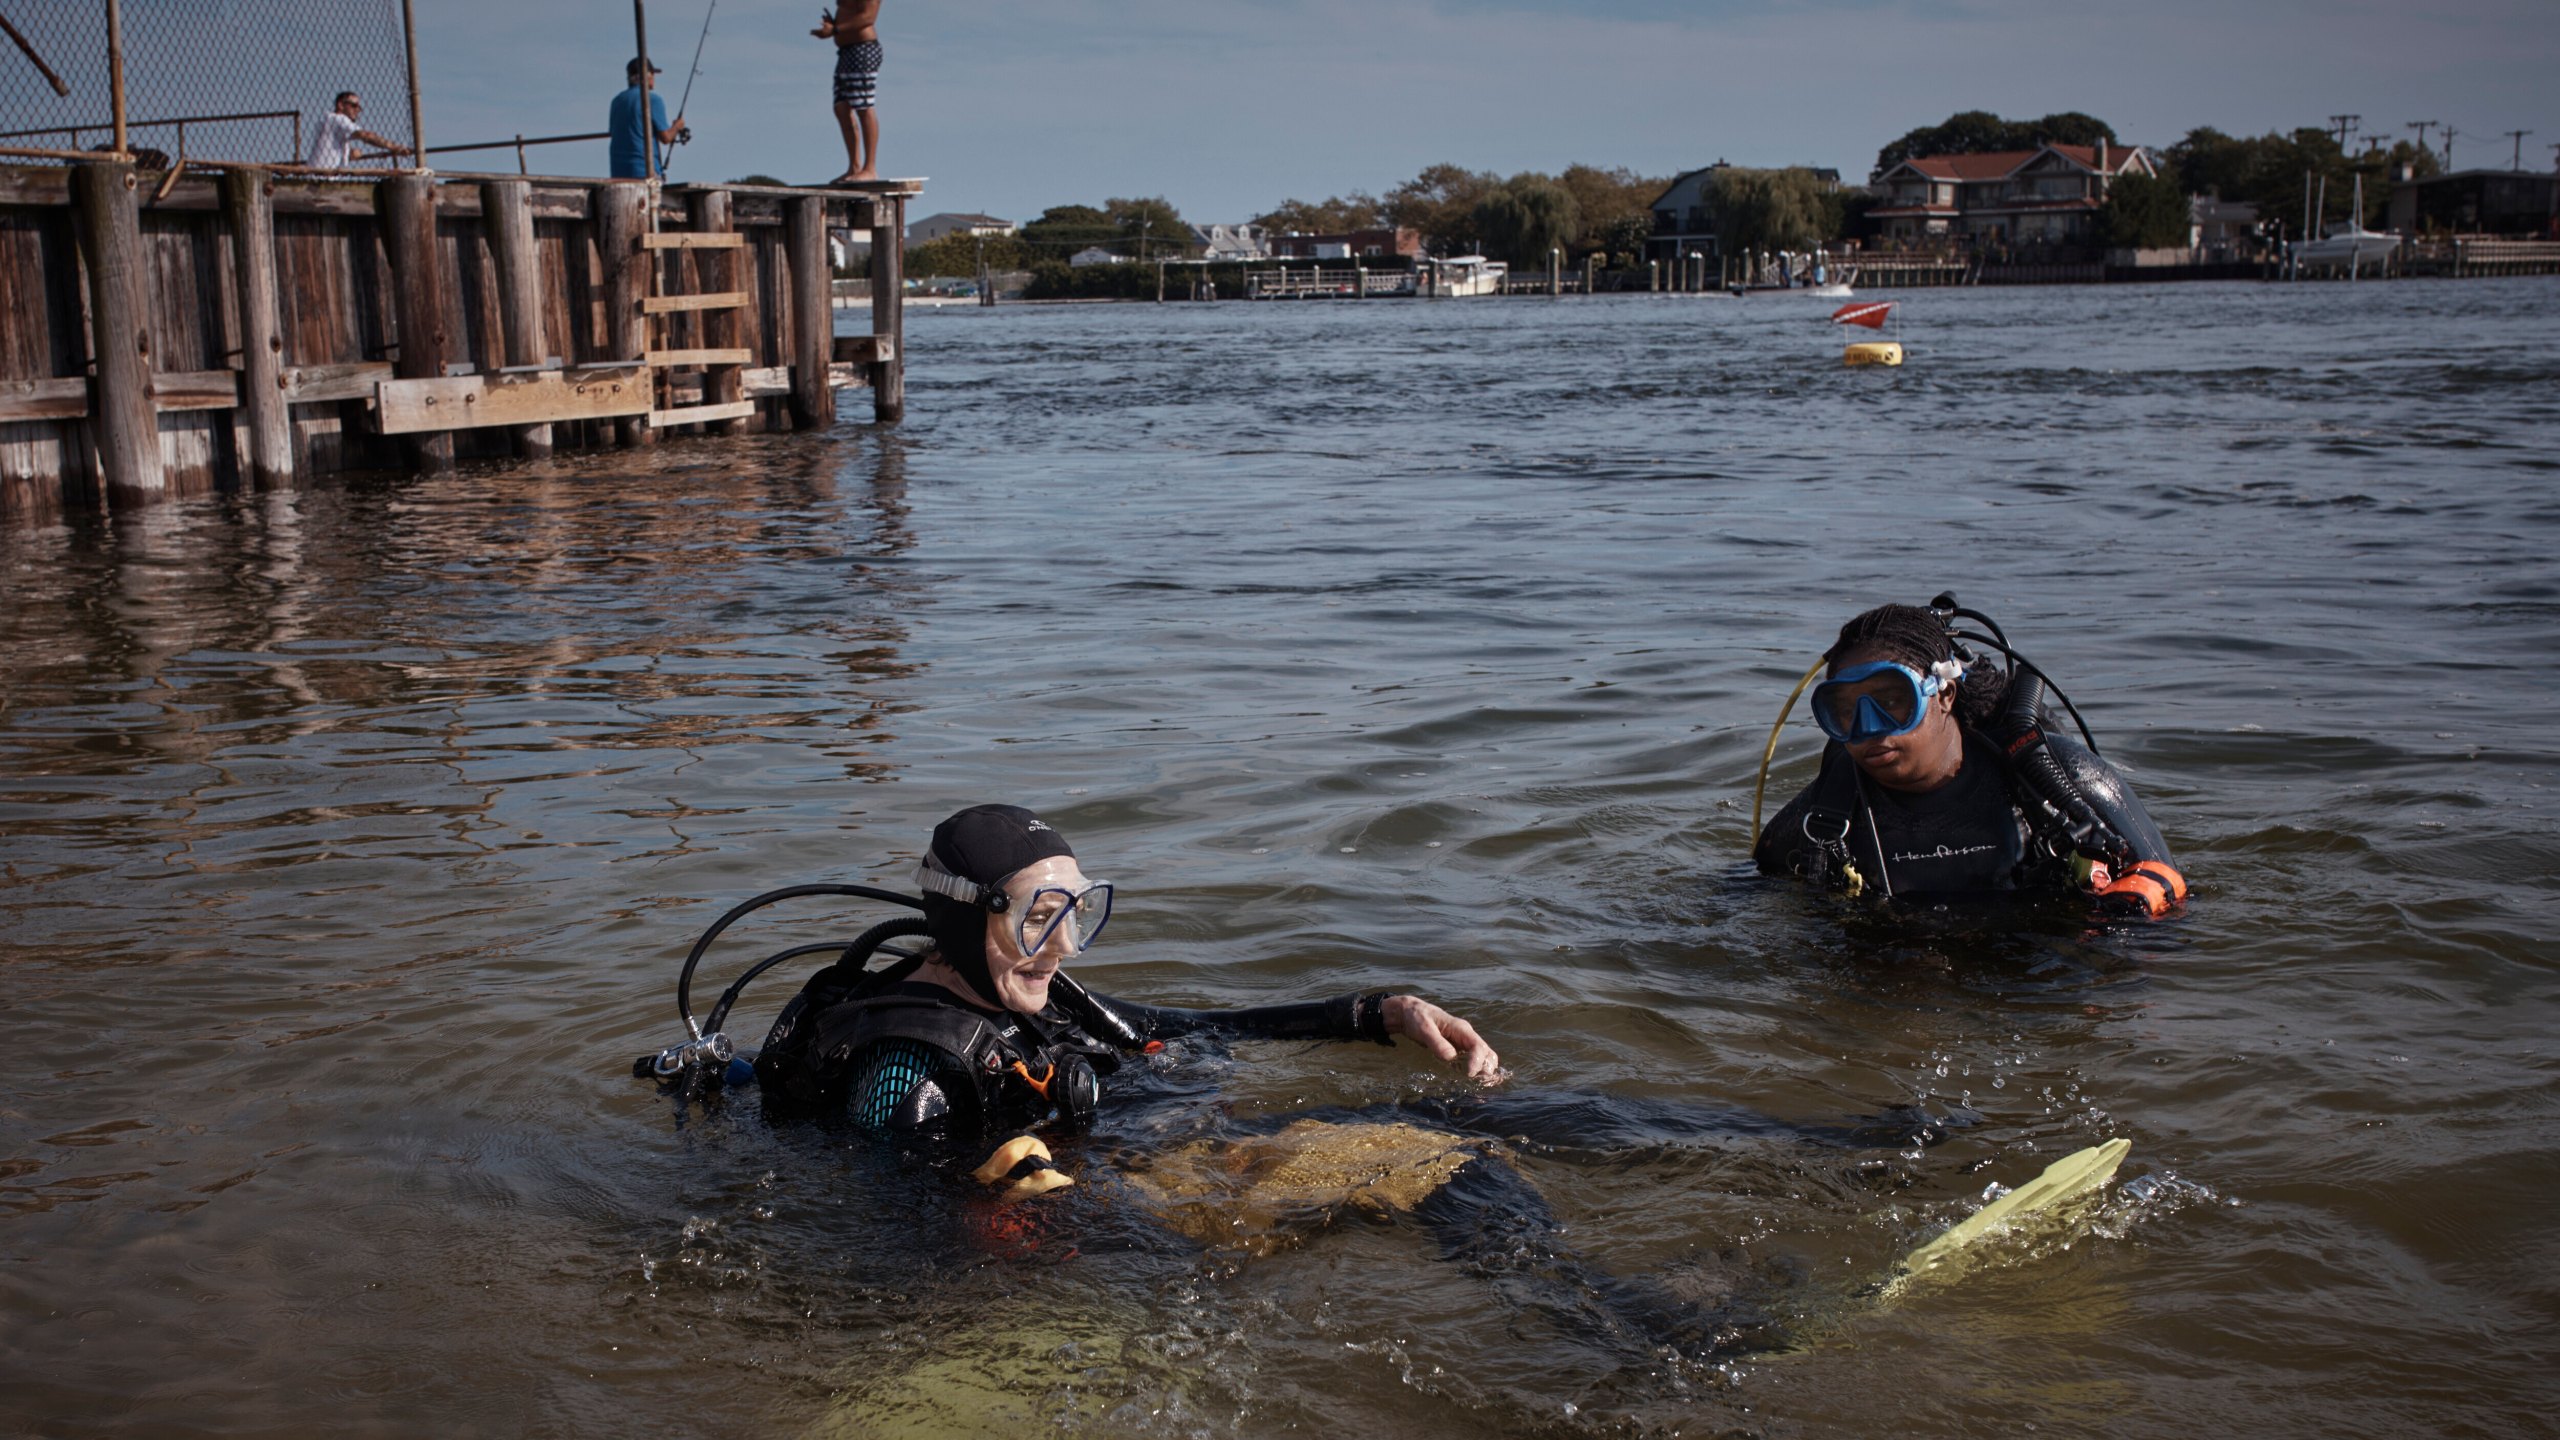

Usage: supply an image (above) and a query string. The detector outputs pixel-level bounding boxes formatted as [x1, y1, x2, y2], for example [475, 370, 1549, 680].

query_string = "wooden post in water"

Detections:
[688, 187, 746, 436]
[868, 194, 904, 423]
[784, 194, 831, 431]
[70, 161, 163, 508]
[482, 178, 552, 460]
[378, 173, 453, 473]
[595, 182, 654, 448]
[222, 168, 293, 488]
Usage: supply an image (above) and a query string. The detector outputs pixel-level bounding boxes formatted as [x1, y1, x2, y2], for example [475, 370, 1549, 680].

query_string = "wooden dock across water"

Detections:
[0, 162, 921, 523]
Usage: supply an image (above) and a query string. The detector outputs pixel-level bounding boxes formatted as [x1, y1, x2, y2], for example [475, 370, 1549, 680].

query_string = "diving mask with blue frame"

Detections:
[1809, 657, 1965, 744]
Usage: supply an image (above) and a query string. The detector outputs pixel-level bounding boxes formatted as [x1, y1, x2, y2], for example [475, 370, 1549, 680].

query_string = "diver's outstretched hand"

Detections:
[1382, 995, 1504, 1083]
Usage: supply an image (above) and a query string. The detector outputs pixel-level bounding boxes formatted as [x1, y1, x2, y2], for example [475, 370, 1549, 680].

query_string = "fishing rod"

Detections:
[660, 0, 714, 178]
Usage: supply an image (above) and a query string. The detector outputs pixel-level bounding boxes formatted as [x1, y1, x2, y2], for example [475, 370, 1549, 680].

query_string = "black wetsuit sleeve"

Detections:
[2046, 735, 2174, 867]
[1754, 783, 1823, 876]
[1085, 991, 1395, 1046]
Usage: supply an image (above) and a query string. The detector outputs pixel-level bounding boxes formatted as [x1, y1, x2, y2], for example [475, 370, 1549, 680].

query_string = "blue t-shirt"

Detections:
[607, 85, 668, 178]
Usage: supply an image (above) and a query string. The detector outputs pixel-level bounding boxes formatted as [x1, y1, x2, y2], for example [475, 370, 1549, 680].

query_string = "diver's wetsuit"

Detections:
[1756, 729, 2171, 900]
[754, 961, 1390, 1145]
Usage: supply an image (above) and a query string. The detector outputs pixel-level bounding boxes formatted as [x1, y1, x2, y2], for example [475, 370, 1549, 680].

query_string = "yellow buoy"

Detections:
[1844, 341, 1904, 367]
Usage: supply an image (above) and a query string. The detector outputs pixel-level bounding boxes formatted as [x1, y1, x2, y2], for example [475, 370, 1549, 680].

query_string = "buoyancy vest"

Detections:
[1757, 726, 2171, 900]
[755, 964, 1116, 1137]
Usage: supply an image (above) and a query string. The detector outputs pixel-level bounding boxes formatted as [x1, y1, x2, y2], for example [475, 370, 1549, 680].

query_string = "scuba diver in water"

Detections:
[632, 803, 2008, 1358]
[1753, 594, 2185, 914]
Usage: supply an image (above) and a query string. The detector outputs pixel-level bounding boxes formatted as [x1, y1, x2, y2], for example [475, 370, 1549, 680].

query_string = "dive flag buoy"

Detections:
[1834, 300, 1902, 366]
[1880, 1138, 2131, 1300]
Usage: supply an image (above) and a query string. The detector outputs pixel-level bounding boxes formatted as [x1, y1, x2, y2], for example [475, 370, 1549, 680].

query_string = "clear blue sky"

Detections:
[414, 0, 2559, 223]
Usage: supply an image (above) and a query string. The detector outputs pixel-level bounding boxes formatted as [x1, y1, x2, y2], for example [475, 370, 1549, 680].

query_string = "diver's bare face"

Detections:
[981, 855, 1086, 1013]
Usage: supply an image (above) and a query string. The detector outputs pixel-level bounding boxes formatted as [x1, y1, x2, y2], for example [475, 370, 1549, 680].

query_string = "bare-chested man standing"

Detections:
[813, 2, 884, 183]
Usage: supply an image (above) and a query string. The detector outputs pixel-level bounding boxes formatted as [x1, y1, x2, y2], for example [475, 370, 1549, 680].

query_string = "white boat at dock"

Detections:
[2290, 173, 2400, 275]
[1425, 255, 1508, 297]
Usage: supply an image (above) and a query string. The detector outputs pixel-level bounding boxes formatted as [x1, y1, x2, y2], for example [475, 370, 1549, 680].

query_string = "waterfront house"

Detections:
[2189, 197, 2260, 258]
[1869, 143, 2156, 246]
[1068, 246, 1126, 267]
[2388, 169, 2560, 238]
[906, 211, 1017, 246]
[1646, 163, 1844, 264]
[1192, 222, 1272, 260]
[1268, 227, 1421, 259]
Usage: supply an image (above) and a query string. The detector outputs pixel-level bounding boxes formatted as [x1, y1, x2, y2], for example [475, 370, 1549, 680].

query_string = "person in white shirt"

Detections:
[305, 91, 410, 170]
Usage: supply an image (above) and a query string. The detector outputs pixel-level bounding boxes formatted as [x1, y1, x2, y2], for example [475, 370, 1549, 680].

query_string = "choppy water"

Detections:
[5, 280, 2558, 1438]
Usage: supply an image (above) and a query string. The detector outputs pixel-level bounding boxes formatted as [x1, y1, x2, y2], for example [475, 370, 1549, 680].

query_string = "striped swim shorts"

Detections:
[833, 40, 882, 110]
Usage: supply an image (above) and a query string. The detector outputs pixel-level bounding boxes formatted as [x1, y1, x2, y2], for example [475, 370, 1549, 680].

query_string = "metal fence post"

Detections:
[106, 0, 128, 154]
[401, 0, 427, 168]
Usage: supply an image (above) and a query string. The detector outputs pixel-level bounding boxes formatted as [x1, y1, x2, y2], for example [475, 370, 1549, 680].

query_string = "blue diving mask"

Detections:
[1810, 659, 1962, 743]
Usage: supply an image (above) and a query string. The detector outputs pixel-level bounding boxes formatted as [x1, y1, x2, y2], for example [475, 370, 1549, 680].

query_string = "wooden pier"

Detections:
[0, 162, 919, 523]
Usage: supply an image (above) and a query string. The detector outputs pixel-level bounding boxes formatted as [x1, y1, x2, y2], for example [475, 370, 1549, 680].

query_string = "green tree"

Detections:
[1874, 110, 2119, 178]
[1554, 163, 1667, 258]
[1018, 203, 1121, 260]
[1714, 167, 1831, 255]
[1384, 162, 1501, 254]
[1105, 196, 1195, 258]
[2099, 171, 2192, 249]
[1255, 192, 1385, 233]
[731, 173, 788, 187]
[2163, 127, 2432, 237]
[1470, 175, 1580, 267]
[904, 230, 1031, 277]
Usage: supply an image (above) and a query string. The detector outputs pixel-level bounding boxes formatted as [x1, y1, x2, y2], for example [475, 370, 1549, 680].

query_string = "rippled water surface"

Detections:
[5, 281, 2559, 1438]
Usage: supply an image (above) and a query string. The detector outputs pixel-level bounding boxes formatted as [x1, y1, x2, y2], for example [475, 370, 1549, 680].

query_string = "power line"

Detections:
[2504, 129, 2533, 171]
[2406, 120, 2436, 153]
[2328, 113, 2360, 148]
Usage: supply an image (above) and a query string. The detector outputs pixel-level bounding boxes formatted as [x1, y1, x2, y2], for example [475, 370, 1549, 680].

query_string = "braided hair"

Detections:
[1823, 603, 2010, 732]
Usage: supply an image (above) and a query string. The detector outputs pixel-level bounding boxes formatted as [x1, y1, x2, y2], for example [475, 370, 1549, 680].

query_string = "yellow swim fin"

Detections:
[1882, 1138, 2131, 1299]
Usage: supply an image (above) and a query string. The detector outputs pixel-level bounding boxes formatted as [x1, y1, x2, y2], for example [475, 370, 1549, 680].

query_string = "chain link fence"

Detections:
[0, 1, 418, 169]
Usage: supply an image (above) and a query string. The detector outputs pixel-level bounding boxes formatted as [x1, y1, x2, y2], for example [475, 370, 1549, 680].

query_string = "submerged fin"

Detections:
[1883, 1138, 2131, 1299]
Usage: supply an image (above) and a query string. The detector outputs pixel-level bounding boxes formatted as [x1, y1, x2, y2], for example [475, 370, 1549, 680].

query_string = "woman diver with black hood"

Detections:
[720, 803, 1496, 1156]
[1753, 595, 2185, 913]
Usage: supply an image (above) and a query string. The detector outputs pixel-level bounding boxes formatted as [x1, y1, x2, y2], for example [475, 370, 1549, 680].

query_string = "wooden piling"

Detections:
[221, 168, 293, 488]
[687, 188, 746, 437]
[784, 193, 831, 430]
[377, 173, 452, 473]
[69, 161, 163, 508]
[595, 181, 653, 448]
[481, 178, 552, 460]
[866, 194, 903, 423]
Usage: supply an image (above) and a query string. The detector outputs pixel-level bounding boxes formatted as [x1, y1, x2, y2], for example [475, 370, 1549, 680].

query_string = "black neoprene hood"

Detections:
[918, 804, 1078, 1008]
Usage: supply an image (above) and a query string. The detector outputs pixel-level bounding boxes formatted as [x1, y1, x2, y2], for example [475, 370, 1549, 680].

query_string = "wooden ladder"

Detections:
[640, 226, 755, 429]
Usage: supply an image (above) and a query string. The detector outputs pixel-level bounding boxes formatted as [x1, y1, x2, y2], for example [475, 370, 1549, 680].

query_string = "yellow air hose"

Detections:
[1751, 658, 1831, 842]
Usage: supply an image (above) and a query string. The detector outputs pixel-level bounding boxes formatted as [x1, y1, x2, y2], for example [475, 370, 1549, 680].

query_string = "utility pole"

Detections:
[2504, 130, 2532, 171]
[2329, 113, 2360, 149]
[2407, 120, 2436, 154]
[2441, 126, 2459, 169]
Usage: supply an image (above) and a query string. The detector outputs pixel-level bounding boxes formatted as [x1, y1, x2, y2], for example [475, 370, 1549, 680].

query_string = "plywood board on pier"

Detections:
[374, 369, 651, 435]
[643, 232, 748, 251]
[642, 290, 749, 315]
[0, 377, 88, 422]
[647, 400, 756, 428]
[152, 370, 242, 412]
[284, 361, 395, 403]
[647, 348, 753, 368]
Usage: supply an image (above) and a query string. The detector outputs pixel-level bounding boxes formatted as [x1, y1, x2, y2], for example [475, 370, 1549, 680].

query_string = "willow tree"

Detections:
[1714, 167, 1831, 257]
[1471, 176, 1581, 267]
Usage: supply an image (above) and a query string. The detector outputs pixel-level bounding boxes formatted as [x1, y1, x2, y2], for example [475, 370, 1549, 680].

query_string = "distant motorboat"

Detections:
[1428, 255, 1508, 297]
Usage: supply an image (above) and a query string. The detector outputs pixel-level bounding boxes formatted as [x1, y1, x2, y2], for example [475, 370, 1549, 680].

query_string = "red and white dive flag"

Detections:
[1831, 301, 1893, 329]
